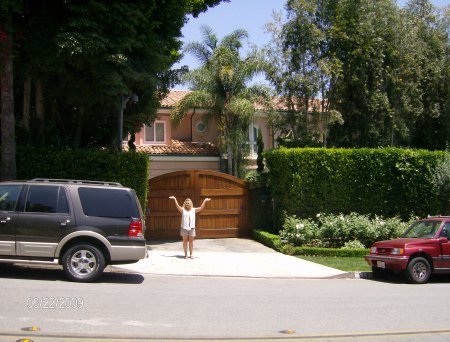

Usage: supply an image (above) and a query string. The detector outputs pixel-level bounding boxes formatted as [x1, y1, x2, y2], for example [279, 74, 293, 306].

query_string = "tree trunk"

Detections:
[0, 17, 17, 180]
[35, 79, 44, 134]
[22, 77, 31, 131]
[73, 105, 84, 147]
[227, 144, 233, 175]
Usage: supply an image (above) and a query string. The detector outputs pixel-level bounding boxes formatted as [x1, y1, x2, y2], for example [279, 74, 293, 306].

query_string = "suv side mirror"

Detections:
[438, 237, 448, 243]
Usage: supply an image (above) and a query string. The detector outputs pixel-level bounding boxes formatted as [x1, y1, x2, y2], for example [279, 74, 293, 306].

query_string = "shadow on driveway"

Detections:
[0, 263, 145, 284]
[359, 270, 450, 284]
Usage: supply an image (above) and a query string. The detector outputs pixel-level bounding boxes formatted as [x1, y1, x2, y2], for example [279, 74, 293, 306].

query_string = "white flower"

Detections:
[316, 213, 321, 218]
[295, 223, 304, 229]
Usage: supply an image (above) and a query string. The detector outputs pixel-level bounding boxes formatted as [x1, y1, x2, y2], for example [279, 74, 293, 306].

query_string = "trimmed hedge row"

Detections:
[264, 148, 448, 224]
[252, 229, 369, 257]
[16, 146, 149, 208]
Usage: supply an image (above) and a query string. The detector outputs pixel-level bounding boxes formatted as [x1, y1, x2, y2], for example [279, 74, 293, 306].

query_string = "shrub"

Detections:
[253, 229, 369, 257]
[252, 230, 282, 251]
[280, 212, 407, 248]
[264, 148, 448, 224]
[279, 215, 318, 246]
[341, 240, 365, 249]
[16, 145, 149, 208]
[433, 155, 450, 214]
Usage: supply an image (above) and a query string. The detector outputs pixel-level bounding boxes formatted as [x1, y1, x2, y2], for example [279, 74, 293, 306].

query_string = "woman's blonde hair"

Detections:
[183, 198, 193, 209]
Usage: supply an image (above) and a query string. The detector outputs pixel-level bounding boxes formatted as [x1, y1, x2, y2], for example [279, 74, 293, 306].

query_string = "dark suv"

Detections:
[0, 179, 147, 282]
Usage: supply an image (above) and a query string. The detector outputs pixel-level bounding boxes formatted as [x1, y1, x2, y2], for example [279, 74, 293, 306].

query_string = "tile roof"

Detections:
[160, 90, 190, 108]
[124, 139, 220, 156]
[160, 90, 321, 112]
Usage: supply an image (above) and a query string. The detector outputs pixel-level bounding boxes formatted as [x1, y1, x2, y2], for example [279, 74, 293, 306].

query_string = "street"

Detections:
[1, 264, 450, 341]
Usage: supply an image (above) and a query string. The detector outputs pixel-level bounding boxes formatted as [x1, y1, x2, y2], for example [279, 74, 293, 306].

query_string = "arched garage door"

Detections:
[146, 170, 249, 239]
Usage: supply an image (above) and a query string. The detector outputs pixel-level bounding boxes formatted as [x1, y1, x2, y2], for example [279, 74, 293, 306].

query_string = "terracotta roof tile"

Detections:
[124, 139, 219, 156]
[160, 90, 320, 112]
[160, 90, 190, 108]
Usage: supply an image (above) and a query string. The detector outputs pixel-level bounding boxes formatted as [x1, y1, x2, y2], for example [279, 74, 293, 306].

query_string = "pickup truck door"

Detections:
[0, 185, 23, 256]
[436, 222, 450, 269]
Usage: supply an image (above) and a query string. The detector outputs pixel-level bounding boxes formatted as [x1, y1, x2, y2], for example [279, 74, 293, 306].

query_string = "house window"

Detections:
[145, 121, 165, 144]
[196, 121, 207, 134]
[248, 124, 260, 155]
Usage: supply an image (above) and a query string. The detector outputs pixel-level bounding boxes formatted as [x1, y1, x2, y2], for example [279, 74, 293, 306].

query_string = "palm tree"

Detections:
[171, 26, 272, 176]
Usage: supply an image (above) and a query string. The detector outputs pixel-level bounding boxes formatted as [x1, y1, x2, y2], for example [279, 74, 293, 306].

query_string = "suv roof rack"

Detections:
[427, 215, 450, 218]
[31, 178, 123, 187]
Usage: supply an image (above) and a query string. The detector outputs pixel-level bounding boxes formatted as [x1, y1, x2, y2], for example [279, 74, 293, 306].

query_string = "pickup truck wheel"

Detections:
[406, 257, 431, 284]
[62, 244, 105, 282]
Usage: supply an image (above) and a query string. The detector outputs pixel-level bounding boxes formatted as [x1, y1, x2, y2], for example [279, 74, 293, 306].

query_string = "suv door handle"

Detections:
[60, 219, 71, 226]
[0, 217, 10, 224]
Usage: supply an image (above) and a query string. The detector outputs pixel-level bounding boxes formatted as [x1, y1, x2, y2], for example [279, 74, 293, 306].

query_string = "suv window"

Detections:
[78, 187, 138, 218]
[25, 185, 69, 214]
[0, 185, 22, 211]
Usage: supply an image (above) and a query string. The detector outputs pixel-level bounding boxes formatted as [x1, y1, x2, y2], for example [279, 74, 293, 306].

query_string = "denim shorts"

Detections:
[180, 228, 196, 237]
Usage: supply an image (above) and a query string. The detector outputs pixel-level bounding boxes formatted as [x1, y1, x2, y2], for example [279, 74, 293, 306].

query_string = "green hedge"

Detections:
[264, 148, 449, 224]
[252, 230, 282, 251]
[16, 146, 149, 208]
[252, 230, 368, 257]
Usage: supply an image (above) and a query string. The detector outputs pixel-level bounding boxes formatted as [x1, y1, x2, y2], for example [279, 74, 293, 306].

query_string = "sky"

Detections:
[174, 0, 448, 89]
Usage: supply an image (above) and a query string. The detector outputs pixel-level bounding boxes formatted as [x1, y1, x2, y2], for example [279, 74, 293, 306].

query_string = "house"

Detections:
[127, 90, 277, 179]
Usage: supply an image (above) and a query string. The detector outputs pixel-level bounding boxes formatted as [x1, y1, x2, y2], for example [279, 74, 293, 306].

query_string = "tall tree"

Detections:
[269, 0, 448, 149]
[405, 0, 449, 149]
[0, 1, 21, 180]
[171, 26, 271, 176]
[265, 1, 342, 147]
[7, 0, 227, 150]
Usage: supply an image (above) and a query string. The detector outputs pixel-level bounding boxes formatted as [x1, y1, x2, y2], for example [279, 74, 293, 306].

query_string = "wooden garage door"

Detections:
[146, 170, 249, 239]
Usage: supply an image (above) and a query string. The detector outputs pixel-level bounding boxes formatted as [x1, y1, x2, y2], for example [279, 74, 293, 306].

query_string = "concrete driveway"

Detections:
[114, 238, 350, 278]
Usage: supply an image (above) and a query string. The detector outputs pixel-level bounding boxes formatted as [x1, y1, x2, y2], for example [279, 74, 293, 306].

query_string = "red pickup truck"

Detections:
[365, 216, 450, 284]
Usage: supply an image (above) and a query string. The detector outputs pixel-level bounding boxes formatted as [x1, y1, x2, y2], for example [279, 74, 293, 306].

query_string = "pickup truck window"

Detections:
[402, 220, 442, 239]
[443, 223, 450, 239]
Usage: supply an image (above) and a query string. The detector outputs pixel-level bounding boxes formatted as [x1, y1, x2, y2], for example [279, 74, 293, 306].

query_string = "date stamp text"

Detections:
[27, 297, 84, 309]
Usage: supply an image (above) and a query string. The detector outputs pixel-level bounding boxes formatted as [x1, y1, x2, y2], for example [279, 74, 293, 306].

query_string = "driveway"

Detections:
[114, 238, 350, 278]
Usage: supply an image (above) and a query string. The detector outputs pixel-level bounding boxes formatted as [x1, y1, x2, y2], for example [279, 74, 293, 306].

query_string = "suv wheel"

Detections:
[62, 244, 105, 282]
[406, 257, 431, 284]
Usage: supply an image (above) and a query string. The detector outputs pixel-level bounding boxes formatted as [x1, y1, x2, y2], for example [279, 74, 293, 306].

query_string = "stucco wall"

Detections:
[149, 156, 221, 178]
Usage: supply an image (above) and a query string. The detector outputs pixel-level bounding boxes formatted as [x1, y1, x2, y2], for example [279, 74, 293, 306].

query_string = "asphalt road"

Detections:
[1, 264, 450, 341]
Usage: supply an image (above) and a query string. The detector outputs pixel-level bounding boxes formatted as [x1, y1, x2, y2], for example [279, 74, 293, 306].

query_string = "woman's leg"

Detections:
[188, 236, 194, 258]
[182, 235, 188, 258]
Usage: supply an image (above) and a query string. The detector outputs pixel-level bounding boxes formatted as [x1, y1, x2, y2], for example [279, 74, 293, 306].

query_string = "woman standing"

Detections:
[169, 196, 211, 259]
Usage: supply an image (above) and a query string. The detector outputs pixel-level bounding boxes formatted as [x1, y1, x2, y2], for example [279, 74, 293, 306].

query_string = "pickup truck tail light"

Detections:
[128, 218, 143, 237]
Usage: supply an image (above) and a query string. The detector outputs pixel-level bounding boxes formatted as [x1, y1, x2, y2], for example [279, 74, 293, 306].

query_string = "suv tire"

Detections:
[62, 244, 106, 282]
[406, 257, 431, 284]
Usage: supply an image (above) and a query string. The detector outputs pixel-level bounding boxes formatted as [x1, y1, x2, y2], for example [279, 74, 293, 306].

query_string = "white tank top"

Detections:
[181, 208, 196, 230]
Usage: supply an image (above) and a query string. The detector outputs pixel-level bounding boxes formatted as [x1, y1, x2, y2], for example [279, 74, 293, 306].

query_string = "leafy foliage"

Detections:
[265, 0, 449, 149]
[252, 229, 369, 257]
[171, 26, 272, 176]
[265, 147, 449, 225]
[10, 0, 226, 149]
[16, 146, 149, 208]
[280, 212, 409, 248]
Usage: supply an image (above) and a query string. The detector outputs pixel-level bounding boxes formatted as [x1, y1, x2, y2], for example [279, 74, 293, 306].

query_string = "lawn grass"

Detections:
[298, 256, 371, 272]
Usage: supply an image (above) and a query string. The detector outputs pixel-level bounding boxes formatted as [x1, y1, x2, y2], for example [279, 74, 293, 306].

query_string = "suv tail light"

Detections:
[128, 218, 143, 237]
